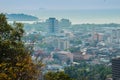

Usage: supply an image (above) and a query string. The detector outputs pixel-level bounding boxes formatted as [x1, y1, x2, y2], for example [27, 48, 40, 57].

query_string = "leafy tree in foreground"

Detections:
[0, 13, 41, 80]
[44, 71, 75, 80]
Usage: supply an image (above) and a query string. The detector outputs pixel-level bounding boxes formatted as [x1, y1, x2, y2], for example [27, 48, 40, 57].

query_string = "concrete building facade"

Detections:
[112, 58, 120, 80]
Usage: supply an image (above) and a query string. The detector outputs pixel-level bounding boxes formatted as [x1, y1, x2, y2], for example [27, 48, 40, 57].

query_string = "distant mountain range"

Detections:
[6, 14, 39, 21]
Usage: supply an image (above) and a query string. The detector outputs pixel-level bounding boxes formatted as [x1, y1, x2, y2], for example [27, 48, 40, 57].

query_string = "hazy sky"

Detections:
[0, 0, 120, 24]
[0, 0, 120, 11]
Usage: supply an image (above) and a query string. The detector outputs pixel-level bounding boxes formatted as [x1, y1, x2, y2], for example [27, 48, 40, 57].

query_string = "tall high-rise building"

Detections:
[47, 18, 59, 34]
[59, 18, 71, 28]
[112, 58, 120, 80]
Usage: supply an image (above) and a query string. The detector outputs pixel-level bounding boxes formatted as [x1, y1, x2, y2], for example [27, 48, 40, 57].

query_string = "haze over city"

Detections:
[1, 0, 120, 80]
[0, 0, 120, 24]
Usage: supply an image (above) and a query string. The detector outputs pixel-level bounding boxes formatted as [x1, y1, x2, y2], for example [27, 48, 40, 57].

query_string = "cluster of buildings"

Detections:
[23, 18, 120, 78]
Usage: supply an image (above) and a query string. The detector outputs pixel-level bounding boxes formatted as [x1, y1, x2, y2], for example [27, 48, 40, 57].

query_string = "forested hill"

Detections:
[6, 13, 39, 21]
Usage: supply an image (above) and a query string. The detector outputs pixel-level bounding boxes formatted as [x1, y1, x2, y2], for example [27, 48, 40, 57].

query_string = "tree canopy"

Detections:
[0, 13, 40, 80]
[64, 62, 112, 80]
[44, 71, 75, 80]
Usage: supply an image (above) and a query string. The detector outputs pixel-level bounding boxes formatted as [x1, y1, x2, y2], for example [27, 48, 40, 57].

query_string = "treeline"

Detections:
[43, 62, 112, 80]
[64, 62, 112, 80]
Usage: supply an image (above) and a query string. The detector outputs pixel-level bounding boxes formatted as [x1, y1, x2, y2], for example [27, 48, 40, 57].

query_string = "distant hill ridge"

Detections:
[6, 13, 39, 21]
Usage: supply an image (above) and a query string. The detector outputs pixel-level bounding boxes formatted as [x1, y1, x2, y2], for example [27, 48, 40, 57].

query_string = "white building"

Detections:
[57, 38, 70, 50]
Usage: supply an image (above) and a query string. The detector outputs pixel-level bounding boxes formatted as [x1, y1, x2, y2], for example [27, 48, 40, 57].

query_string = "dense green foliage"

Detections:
[0, 13, 41, 80]
[65, 62, 112, 80]
[44, 71, 75, 80]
